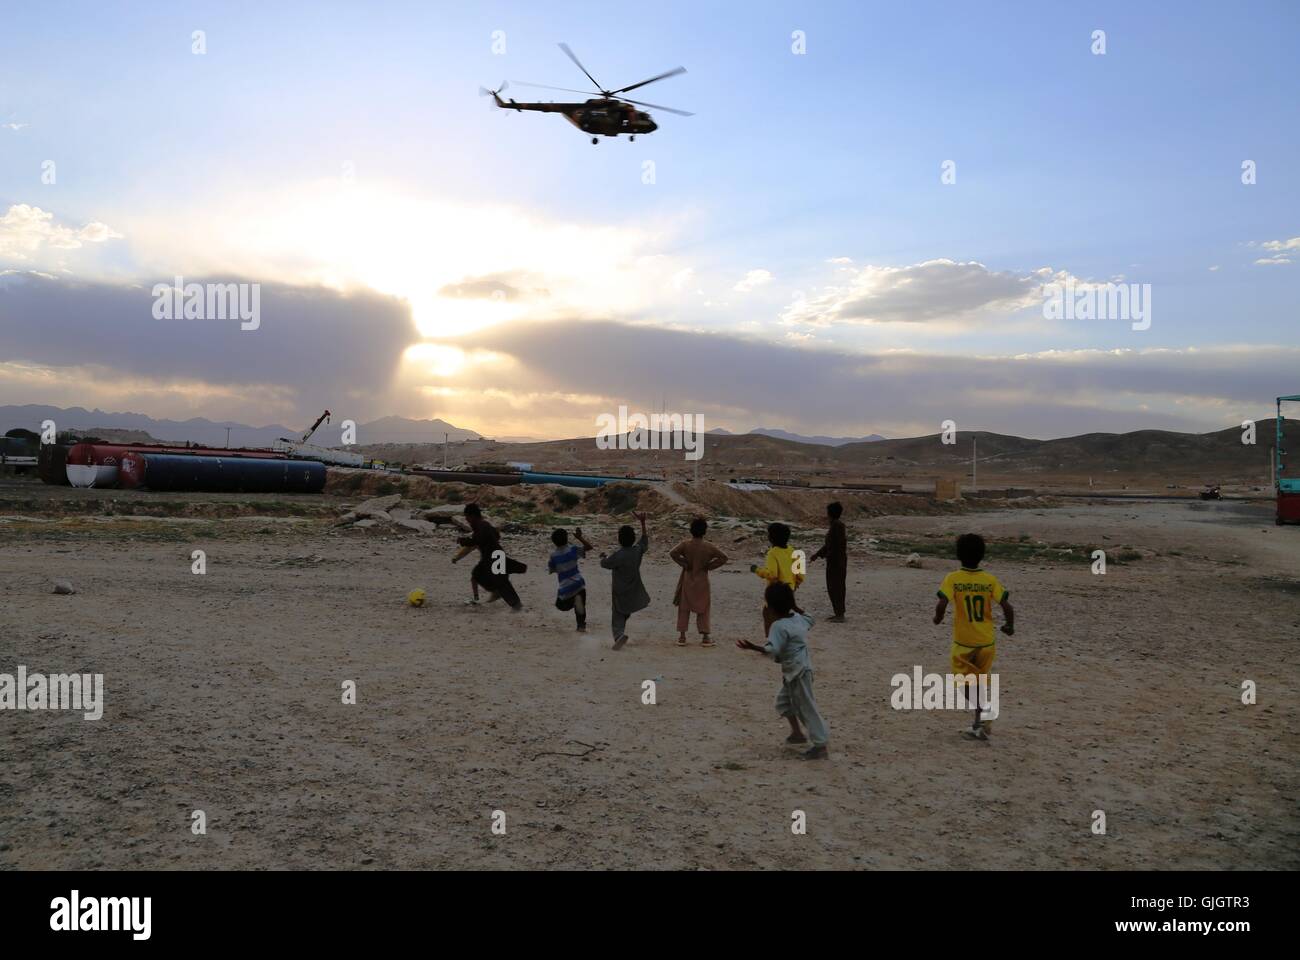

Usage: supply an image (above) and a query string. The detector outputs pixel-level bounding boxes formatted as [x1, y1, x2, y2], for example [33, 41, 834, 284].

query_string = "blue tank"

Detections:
[520, 471, 614, 488]
[133, 454, 326, 493]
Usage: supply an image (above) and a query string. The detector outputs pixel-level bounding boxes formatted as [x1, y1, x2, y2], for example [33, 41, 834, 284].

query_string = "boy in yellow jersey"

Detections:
[751, 522, 805, 638]
[933, 533, 1014, 741]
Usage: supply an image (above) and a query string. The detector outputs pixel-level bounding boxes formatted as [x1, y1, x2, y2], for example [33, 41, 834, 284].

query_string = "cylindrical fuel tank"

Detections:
[126, 453, 326, 493]
[62, 442, 289, 488]
[65, 442, 128, 487]
[520, 471, 613, 488]
[117, 451, 148, 489]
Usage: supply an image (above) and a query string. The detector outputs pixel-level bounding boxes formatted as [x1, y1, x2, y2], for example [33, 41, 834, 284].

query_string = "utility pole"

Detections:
[444, 432, 449, 470]
[971, 437, 977, 493]
[225, 426, 231, 447]
[1270, 446, 1275, 487]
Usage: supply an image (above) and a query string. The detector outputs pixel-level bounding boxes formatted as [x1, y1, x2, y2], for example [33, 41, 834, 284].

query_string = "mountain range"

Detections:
[1, 405, 884, 448]
[0, 405, 482, 448]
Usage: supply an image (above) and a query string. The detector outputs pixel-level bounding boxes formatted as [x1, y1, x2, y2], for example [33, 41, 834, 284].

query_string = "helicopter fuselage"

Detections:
[492, 94, 657, 138]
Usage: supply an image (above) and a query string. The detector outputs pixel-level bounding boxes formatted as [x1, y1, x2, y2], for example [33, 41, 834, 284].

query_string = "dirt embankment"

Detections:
[322, 475, 1045, 526]
[666, 480, 1041, 523]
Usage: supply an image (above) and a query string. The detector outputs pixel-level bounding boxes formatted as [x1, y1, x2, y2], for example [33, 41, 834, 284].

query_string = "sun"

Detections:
[123, 177, 688, 340]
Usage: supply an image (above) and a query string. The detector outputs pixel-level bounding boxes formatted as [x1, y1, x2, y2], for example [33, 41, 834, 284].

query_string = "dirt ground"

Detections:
[1, 487, 1297, 870]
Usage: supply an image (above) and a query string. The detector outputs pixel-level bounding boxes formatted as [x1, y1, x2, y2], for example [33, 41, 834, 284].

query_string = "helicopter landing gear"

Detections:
[592, 137, 599, 145]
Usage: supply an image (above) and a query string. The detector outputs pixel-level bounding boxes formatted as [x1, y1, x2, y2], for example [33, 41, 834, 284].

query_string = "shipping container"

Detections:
[1278, 396, 1299, 525]
[0, 430, 39, 473]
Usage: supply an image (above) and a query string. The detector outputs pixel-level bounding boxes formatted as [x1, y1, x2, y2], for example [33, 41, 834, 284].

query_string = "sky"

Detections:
[1, 0, 1297, 441]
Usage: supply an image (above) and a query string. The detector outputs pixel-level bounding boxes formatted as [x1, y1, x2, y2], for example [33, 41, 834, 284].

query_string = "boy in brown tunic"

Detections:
[669, 517, 729, 646]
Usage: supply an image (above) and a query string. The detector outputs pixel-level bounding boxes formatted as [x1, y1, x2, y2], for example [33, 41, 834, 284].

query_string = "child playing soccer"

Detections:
[933, 533, 1015, 741]
[751, 522, 805, 639]
[452, 516, 482, 606]
[669, 516, 728, 647]
[599, 512, 649, 650]
[452, 503, 524, 610]
[548, 527, 594, 630]
[736, 581, 829, 760]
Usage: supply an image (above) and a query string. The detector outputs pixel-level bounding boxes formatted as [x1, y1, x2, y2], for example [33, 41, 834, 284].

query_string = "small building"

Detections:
[934, 477, 962, 500]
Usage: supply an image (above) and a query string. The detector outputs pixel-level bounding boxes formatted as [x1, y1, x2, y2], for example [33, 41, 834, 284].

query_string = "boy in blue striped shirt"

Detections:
[549, 527, 594, 631]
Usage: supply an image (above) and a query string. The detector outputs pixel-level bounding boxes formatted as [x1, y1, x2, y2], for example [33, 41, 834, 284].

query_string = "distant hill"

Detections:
[706, 426, 885, 445]
[75, 428, 161, 445]
[420, 420, 1293, 486]
[345, 415, 481, 444]
[751, 427, 887, 446]
[833, 430, 1040, 464]
[829, 423, 1292, 481]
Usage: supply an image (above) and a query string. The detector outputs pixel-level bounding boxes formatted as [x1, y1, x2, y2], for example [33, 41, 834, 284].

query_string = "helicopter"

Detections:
[480, 43, 691, 144]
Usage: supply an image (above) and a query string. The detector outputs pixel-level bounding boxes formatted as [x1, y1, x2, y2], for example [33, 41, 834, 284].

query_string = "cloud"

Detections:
[437, 272, 550, 302]
[446, 318, 1296, 438]
[1256, 237, 1300, 252]
[0, 204, 122, 260]
[0, 272, 418, 424]
[2, 272, 1290, 439]
[1248, 237, 1297, 265]
[782, 258, 1057, 326]
[1, 122, 28, 131]
[733, 268, 773, 293]
[106, 181, 693, 339]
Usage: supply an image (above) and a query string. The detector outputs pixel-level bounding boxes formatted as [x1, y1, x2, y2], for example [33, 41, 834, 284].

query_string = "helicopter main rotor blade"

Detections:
[610, 66, 686, 96]
[509, 81, 598, 97]
[622, 96, 694, 117]
[558, 42, 606, 93]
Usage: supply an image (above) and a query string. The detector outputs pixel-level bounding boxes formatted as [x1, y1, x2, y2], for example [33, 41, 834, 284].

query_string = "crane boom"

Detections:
[301, 409, 331, 444]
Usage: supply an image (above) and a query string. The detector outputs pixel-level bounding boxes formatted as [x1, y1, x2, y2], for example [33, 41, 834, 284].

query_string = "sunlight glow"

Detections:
[121, 180, 688, 339]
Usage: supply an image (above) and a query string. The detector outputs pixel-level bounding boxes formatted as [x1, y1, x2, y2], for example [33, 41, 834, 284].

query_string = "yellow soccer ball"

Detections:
[407, 589, 426, 607]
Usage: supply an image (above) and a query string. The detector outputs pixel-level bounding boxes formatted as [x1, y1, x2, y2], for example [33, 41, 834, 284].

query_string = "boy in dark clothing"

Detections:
[452, 503, 523, 610]
[599, 512, 650, 650]
[809, 501, 848, 621]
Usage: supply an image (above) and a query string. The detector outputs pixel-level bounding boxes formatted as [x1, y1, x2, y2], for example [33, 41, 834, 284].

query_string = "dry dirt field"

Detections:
[2, 480, 1297, 870]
